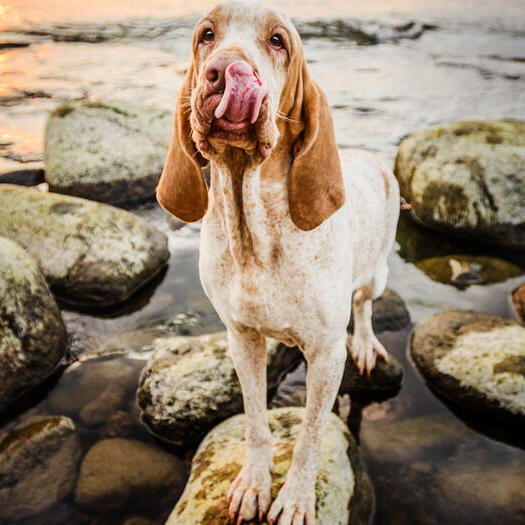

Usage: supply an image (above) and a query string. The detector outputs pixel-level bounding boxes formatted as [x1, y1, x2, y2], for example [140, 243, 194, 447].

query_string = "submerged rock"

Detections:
[0, 237, 66, 411]
[411, 311, 525, 424]
[511, 282, 525, 322]
[167, 407, 372, 525]
[45, 100, 171, 206]
[341, 334, 404, 392]
[416, 254, 522, 286]
[0, 416, 81, 521]
[361, 414, 466, 464]
[74, 438, 185, 514]
[138, 332, 302, 446]
[394, 120, 525, 249]
[348, 288, 410, 333]
[0, 184, 169, 307]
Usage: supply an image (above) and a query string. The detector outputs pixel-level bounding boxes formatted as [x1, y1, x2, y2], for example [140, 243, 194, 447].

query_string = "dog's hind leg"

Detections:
[227, 327, 273, 524]
[350, 262, 389, 375]
[268, 336, 347, 525]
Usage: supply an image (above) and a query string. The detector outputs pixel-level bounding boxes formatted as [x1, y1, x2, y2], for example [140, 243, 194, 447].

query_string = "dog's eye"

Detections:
[269, 34, 283, 49]
[202, 29, 215, 43]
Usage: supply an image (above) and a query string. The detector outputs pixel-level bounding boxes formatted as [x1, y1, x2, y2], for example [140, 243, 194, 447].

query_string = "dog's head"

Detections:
[157, 0, 345, 231]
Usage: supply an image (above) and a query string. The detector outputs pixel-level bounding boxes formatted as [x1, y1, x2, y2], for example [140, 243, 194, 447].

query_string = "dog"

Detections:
[157, 1, 399, 523]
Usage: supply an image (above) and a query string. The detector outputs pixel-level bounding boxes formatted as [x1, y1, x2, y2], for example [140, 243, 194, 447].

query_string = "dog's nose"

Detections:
[205, 56, 243, 94]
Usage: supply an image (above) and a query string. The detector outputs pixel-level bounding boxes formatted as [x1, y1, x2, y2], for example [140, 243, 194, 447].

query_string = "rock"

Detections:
[416, 254, 522, 286]
[511, 282, 525, 322]
[394, 120, 525, 249]
[0, 237, 67, 411]
[411, 311, 525, 424]
[0, 416, 81, 521]
[47, 356, 143, 418]
[360, 414, 466, 464]
[74, 438, 185, 513]
[348, 288, 411, 333]
[44, 100, 172, 206]
[138, 332, 302, 446]
[0, 184, 169, 307]
[340, 334, 404, 392]
[167, 407, 372, 525]
[432, 461, 525, 522]
[0, 168, 45, 186]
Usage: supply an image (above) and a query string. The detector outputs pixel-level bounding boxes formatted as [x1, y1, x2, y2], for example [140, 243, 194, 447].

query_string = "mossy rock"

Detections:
[167, 407, 372, 525]
[138, 333, 302, 446]
[0, 416, 81, 521]
[394, 120, 525, 250]
[0, 184, 169, 307]
[45, 100, 172, 206]
[416, 254, 522, 286]
[411, 311, 525, 424]
[0, 237, 66, 411]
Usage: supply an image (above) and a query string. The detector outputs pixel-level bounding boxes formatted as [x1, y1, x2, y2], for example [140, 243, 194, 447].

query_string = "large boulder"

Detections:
[0, 416, 81, 521]
[45, 100, 172, 206]
[394, 120, 525, 249]
[0, 237, 66, 411]
[166, 407, 372, 525]
[138, 332, 302, 446]
[411, 311, 525, 424]
[0, 184, 169, 307]
[74, 438, 185, 514]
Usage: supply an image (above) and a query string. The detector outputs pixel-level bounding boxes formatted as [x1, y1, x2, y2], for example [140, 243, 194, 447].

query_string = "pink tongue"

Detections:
[214, 61, 267, 124]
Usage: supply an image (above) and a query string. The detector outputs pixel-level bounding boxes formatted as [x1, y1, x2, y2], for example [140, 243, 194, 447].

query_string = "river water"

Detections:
[0, 1, 524, 524]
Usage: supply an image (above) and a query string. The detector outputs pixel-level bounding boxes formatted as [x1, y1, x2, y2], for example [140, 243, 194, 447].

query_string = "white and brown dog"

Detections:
[157, 1, 399, 523]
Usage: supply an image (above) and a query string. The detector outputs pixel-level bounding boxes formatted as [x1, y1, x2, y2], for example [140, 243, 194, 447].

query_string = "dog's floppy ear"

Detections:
[279, 52, 346, 231]
[156, 62, 208, 222]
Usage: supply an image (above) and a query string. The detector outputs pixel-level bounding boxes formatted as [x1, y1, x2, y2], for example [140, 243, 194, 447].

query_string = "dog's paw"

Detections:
[228, 459, 272, 524]
[268, 477, 315, 525]
[350, 334, 388, 376]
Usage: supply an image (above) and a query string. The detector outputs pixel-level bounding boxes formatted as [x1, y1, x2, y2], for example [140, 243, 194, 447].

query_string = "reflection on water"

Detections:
[0, 0, 524, 524]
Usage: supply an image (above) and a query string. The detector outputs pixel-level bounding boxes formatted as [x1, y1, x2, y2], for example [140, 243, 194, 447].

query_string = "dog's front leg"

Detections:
[268, 337, 347, 525]
[227, 327, 273, 524]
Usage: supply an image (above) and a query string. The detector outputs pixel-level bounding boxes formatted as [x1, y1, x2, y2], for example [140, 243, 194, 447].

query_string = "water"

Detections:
[1, 1, 524, 524]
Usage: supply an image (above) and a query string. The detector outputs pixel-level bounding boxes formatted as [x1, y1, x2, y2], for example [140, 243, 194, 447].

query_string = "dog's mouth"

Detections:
[195, 61, 269, 141]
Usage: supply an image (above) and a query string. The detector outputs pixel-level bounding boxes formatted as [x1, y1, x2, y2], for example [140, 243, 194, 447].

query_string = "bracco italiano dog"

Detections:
[157, 1, 400, 523]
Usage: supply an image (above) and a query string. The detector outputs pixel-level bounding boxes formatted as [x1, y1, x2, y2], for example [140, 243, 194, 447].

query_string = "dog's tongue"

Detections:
[214, 61, 267, 124]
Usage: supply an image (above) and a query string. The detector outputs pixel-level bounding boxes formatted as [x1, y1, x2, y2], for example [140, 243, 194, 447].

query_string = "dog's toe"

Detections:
[228, 462, 272, 524]
[350, 335, 388, 376]
[268, 478, 315, 525]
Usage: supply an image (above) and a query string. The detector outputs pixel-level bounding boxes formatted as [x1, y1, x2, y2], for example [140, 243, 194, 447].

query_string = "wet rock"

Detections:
[74, 438, 185, 513]
[0, 168, 45, 186]
[394, 120, 525, 249]
[167, 407, 372, 525]
[138, 332, 302, 446]
[341, 334, 404, 392]
[432, 460, 525, 522]
[0, 416, 81, 521]
[411, 311, 525, 424]
[361, 414, 466, 464]
[0, 184, 169, 307]
[511, 282, 525, 322]
[0, 237, 66, 411]
[45, 100, 172, 206]
[46, 357, 143, 419]
[416, 254, 522, 286]
[349, 288, 410, 333]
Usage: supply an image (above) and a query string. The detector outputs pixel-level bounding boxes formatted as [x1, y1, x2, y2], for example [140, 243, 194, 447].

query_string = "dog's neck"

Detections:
[208, 151, 288, 269]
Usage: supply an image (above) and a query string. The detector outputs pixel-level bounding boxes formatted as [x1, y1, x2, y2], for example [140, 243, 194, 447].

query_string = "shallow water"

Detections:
[1, 1, 525, 524]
